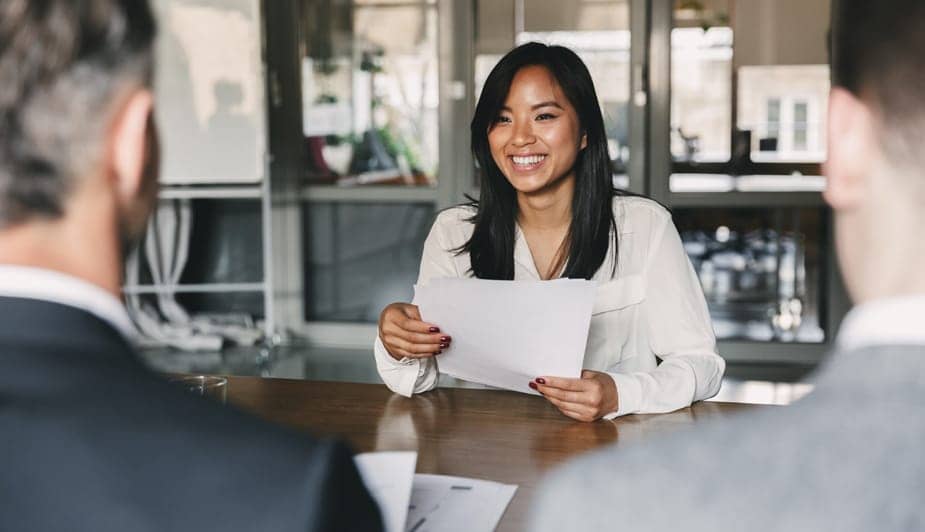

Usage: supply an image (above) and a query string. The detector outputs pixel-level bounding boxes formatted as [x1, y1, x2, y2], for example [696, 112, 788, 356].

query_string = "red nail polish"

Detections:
[440, 336, 450, 342]
[435, 350, 442, 355]
[439, 343, 448, 349]
[429, 327, 440, 333]
[536, 378, 546, 385]
[528, 381, 538, 390]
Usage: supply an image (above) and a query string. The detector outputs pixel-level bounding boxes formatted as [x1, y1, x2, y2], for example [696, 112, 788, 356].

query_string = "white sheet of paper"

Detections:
[354, 452, 418, 532]
[405, 474, 517, 532]
[415, 278, 596, 395]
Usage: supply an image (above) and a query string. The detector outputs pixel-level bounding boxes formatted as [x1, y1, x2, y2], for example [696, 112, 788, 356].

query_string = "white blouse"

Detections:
[373, 196, 725, 418]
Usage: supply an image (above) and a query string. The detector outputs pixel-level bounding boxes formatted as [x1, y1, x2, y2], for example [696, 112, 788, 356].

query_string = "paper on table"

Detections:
[354, 452, 418, 532]
[415, 278, 596, 395]
[405, 474, 517, 532]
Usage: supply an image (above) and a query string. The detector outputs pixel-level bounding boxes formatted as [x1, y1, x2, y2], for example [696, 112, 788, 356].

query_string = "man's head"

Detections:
[825, 0, 925, 303]
[0, 0, 158, 254]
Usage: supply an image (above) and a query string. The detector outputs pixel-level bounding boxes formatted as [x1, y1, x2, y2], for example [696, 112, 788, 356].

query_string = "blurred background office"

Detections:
[137, 0, 846, 405]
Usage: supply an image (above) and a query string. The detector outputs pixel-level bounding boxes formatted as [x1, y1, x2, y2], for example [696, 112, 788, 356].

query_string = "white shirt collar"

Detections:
[513, 224, 541, 279]
[0, 265, 136, 340]
[836, 294, 925, 351]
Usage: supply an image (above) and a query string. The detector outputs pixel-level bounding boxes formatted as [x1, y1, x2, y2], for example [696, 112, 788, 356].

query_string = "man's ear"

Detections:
[823, 87, 875, 211]
[109, 89, 155, 204]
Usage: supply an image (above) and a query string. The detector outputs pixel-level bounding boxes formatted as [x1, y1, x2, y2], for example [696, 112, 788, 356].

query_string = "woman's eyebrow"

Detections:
[499, 101, 565, 112]
[531, 101, 564, 110]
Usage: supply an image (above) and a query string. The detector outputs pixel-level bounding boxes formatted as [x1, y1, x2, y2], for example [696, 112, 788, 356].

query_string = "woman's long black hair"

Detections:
[461, 42, 625, 280]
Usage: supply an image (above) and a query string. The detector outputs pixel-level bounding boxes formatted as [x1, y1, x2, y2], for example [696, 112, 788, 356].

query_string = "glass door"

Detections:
[648, 0, 848, 363]
[297, 0, 442, 329]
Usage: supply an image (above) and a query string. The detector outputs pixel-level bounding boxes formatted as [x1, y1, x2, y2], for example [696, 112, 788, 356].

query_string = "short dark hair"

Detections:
[832, 0, 925, 168]
[464, 42, 623, 280]
[0, 0, 156, 227]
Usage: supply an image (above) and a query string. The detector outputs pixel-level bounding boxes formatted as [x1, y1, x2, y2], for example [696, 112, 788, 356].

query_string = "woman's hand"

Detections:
[530, 370, 619, 422]
[378, 303, 451, 361]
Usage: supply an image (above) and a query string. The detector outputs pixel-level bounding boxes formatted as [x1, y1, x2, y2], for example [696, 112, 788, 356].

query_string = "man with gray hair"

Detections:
[530, 0, 925, 529]
[0, 2, 381, 530]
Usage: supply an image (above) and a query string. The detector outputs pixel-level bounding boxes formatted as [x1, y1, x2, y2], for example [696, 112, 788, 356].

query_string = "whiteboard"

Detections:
[152, 0, 266, 184]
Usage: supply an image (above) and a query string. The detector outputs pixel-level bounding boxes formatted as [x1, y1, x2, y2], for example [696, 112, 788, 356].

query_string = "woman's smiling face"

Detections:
[487, 65, 586, 196]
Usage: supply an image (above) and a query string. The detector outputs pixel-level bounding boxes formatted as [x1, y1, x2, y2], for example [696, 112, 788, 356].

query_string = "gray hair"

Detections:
[0, 0, 156, 227]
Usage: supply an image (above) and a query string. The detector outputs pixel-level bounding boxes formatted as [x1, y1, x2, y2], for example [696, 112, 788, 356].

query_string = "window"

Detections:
[764, 98, 781, 152]
[740, 68, 828, 163]
[793, 100, 808, 151]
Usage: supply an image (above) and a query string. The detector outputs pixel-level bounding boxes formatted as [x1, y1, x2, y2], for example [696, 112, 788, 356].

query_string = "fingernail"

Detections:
[435, 350, 442, 355]
[440, 336, 450, 342]
[429, 327, 440, 333]
[528, 381, 538, 390]
[536, 378, 546, 384]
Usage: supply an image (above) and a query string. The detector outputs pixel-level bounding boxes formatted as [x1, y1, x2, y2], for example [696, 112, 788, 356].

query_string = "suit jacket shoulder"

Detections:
[0, 297, 382, 532]
[530, 344, 925, 532]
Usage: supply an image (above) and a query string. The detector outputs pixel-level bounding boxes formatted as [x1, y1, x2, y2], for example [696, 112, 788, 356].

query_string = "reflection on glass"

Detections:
[675, 207, 826, 343]
[300, 1, 438, 186]
[304, 202, 435, 322]
[474, 0, 632, 187]
[671, 26, 733, 162]
[173, 199, 264, 316]
[738, 65, 828, 162]
[670, 0, 831, 186]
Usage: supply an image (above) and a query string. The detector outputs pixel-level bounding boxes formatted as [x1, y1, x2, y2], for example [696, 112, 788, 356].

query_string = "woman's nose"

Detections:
[510, 119, 536, 147]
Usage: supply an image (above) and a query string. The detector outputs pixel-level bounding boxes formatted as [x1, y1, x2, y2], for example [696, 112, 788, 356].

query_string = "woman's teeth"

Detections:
[512, 155, 546, 166]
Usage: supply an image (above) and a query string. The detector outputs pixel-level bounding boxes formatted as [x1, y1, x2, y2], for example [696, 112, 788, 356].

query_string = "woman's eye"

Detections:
[494, 115, 511, 124]
[536, 113, 557, 121]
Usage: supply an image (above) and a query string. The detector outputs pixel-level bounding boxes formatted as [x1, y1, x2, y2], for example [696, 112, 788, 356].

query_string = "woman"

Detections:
[374, 42, 725, 421]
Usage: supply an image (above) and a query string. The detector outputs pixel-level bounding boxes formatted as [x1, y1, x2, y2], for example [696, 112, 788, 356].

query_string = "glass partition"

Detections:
[674, 206, 827, 343]
[669, 0, 831, 193]
[300, 0, 439, 186]
[304, 202, 435, 322]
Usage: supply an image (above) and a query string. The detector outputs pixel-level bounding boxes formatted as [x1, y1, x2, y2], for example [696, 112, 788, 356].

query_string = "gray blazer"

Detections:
[530, 345, 925, 531]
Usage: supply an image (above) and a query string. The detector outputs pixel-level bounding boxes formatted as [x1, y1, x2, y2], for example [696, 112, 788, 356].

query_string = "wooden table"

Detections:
[225, 377, 759, 531]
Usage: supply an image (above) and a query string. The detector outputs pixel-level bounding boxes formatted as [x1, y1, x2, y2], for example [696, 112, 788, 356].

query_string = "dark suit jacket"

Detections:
[0, 296, 382, 532]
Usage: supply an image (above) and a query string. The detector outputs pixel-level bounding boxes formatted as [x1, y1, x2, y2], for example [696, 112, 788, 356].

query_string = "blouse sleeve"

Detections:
[603, 214, 725, 418]
[373, 211, 462, 396]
